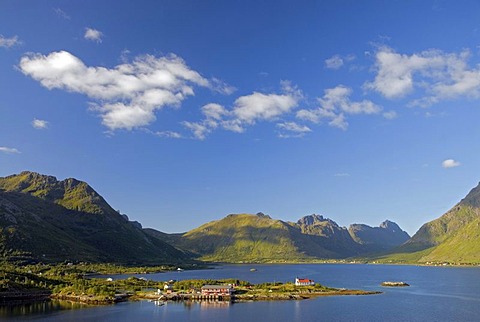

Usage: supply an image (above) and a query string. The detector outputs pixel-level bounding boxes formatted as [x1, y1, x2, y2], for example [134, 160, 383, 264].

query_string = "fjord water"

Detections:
[2, 264, 480, 321]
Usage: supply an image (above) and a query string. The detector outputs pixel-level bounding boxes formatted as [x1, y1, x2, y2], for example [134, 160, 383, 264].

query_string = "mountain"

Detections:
[381, 182, 480, 264]
[295, 214, 361, 256]
[348, 220, 410, 252]
[0, 171, 412, 264]
[170, 213, 332, 262]
[158, 212, 406, 263]
[0, 171, 189, 264]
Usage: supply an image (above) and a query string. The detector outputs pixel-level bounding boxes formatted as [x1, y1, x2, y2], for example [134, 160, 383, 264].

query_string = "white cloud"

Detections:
[94, 102, 156, 130]
[297, 85, 381, 130]
[325, 55, 344, 69]
[220, 119, 244, 133]
[84, 28, 104, 43]
[0, 35, 21, 48]
[210, 78, 236, 95]
[53, 8, 70, 19]
[232, 92, 298, 124]
[325, 54, 356, 70]
[366, 46, 480, 105]
[0, 147, 20, 154]
[334, 173, 350, 177]
[276, 122, 311, 138]
[364, 47, 441, 98]
[202, 103, 229, 120]
[227, 81, 301, 126]
[329, 113, 348, 130]
[32, 118, 49, 129]
[153, 131, 182, 139]
[321, 86, 381, 114]
[141, 128, 182, 139]
[182, 83, 302, 139]
[442, 159, 461, 168]
[296, 109, 321, 123]
[382, 110, 398, 120]
[182, 121, 211, 140]
[19, 51, 231, 130]
[276, 121, 311, 133]
[182, 103, 229, 139]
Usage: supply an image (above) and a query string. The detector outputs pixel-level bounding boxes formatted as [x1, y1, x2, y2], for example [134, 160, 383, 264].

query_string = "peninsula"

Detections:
[135, 278, 381, 303]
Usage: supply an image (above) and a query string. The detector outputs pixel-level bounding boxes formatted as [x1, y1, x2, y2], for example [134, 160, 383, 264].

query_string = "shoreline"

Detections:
[132, 288, 381, 303]
[0, 288, 381, 307]
[0, 291, 51, 306]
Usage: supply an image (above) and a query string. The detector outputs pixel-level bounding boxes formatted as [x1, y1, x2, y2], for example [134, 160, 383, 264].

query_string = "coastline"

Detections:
[0, 287, 381, 306]
[132, 288, 382, 303]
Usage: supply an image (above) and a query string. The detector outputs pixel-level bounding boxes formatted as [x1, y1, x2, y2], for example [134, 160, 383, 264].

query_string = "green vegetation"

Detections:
[165, 213, 409, 263]
[0, 172, 412, 265]
[232, 282, 379, 301]
[0, 262, 184, 304]
[7, 170, 480, 266]
[178, 213, 311, 262]
[0, 171, 191, 264]
[173, 279, 250, 291]
[0, 263, 379, 305]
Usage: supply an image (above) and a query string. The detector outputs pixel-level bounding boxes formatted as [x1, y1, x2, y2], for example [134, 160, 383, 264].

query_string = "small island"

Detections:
[135, 277, 381, 303]
[381, 281, 410, 287]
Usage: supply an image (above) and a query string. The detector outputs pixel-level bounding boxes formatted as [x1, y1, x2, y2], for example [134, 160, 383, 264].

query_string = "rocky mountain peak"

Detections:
[379, 220, 401, 232]
[0, 171, 113, 215]
[256, 212, 272, 219]
[459, 182, 480, 208]
[297, 214, 326, 226]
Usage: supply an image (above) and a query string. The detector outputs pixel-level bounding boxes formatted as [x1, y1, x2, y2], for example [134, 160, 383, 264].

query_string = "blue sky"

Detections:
[2, 1, 480, 235]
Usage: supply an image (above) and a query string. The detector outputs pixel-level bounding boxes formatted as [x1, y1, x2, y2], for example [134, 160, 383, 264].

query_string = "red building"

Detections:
[201, 284, 234, 296]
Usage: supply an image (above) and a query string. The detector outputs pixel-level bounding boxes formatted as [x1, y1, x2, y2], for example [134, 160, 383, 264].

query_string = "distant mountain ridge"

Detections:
[151, 212, 410, 262]
[0, 171, 411, 264]
[5, 170, 479, 265]
[0, 171, 189, 264]
[349, 220, 410, 252]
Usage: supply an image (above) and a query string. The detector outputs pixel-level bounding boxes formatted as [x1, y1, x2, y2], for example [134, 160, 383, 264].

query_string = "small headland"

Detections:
[0, 262, 193, 305]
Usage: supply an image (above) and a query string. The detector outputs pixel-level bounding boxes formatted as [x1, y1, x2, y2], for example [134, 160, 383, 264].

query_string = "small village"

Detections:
[136, 276, 378, 305]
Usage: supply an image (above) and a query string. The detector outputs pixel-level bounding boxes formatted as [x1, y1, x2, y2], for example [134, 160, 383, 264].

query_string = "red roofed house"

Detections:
[201, 284, 234, 296]
[295, 277, 315, 286]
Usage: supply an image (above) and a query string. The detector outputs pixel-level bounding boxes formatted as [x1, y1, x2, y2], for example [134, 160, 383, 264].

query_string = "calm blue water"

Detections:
[2, 264, 480, 321]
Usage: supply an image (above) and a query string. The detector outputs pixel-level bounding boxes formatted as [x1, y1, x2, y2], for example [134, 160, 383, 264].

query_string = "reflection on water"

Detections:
[199, 300, 231, 309]
[0, 300, 90, 318]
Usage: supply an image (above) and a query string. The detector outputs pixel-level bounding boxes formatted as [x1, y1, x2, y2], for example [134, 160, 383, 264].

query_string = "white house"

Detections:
[164, 282, 174, 293]
[295, 277, 315, 286]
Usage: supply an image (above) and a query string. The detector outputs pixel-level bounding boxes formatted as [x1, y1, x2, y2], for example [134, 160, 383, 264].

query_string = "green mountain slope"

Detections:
[0, 171, 413, 264]
[176, 213, 315, 262]
[0, 171, 189, 264]
[0, 171, 112, 214]
[380, 182, 480, 264]
[164, 213, 407, 262]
